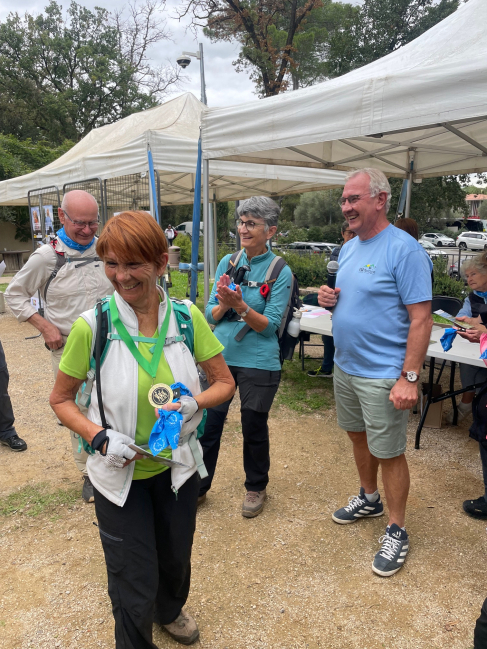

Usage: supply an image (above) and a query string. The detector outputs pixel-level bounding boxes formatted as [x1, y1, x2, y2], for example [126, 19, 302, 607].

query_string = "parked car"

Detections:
[283, 242, 322, 254]
[419, 240, 448, 259]
[419, 233, 456, 247]
[456, 231, 487, 250]
[308, 242, 338, 254]
[174, 221, 203, 238]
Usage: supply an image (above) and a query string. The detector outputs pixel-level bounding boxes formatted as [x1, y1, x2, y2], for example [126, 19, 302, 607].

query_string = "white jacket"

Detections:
[81, 288, 203, 506]
[5, 238, 113, 336]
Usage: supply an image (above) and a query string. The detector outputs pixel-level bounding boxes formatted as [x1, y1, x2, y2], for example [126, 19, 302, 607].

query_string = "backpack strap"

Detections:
[171, 299, 195, 356]
[225, 249, 245, 280]
[44, 241, 66, 302]
[234, 257, 288, 342]
[78, 297, 111, 409]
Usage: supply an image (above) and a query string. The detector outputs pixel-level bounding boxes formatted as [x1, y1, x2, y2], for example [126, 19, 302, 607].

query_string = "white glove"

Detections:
[102, 430, 137, 470]
[177, 396, 199, 423]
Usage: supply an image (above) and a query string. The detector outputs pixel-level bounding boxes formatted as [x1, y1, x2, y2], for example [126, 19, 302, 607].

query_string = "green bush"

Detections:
[175, 234, 204, 263]
[278, 252, 328, 287]
[432, 256, 468, 299]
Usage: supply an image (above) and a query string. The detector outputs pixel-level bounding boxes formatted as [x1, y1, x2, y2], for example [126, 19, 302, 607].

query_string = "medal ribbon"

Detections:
[109, 295, 172, 379]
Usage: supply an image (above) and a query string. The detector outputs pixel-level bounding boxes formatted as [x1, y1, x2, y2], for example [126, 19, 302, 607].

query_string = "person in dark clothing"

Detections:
[0, 340, 27, 451]
[307, 222, 356, 378]
[474, 597, 487, 648]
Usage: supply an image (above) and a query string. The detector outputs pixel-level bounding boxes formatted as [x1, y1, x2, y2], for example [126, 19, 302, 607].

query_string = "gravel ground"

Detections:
[0, 304, 485, 649]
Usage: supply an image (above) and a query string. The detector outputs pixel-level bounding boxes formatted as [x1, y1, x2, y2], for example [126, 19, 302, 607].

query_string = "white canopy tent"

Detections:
[0, 93, 346, 208]
[201, 0, 487, 196]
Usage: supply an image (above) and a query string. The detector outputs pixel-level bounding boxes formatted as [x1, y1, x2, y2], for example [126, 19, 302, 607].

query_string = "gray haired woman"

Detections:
[200, 196, 293, 517]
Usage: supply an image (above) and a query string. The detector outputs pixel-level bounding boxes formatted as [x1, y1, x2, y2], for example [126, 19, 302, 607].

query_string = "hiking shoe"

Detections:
[332, 487, 384, 524]
[197, 493, 207, 507]
[82, 475, 95, 503]
[372, 524, 409, 577]
[307, 368, 333, 378]
[463, 495, 487, 518]
[0, 434, 27, 452]
[163, 608, 199, 645]
[242, 490, 266, 518]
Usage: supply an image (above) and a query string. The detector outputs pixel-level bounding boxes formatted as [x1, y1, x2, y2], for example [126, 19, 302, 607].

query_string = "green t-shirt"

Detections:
[59, 303, 224, 480]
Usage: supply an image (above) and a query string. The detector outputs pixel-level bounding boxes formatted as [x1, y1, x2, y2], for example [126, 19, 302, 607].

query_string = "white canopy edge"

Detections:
[0, 93, 346, 207]
[201, 0, 487, 179]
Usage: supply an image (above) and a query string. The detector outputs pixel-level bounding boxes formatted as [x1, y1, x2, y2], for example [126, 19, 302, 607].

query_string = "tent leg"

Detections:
[203, 159, 210, 306]
[209, 202, 217, 281]
[404, 150, 415, 219]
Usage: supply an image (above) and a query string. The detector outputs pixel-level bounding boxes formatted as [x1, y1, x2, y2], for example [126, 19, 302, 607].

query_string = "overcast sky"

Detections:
[0, 0, 360, 107]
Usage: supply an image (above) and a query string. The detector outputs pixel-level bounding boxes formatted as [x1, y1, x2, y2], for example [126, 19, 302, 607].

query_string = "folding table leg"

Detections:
[415, 357, 435, 449]
[450, 361, 458, 425]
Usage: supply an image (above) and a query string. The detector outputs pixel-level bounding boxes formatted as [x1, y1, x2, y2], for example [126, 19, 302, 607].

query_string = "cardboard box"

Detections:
[420, 382, 443, 428]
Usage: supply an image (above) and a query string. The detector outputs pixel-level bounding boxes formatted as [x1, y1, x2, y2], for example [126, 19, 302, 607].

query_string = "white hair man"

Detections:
[318, 168, 433, 577]
[5, 190, 113, 502]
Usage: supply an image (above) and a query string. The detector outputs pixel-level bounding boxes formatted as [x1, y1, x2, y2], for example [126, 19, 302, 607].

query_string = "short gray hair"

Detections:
[346, 168, 392, 213]
[237, 196, 280, 230]
[461, 251, 487, 278]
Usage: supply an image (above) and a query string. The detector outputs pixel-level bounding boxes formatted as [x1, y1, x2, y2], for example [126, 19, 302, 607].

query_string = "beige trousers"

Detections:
[51, 347, 89, 476]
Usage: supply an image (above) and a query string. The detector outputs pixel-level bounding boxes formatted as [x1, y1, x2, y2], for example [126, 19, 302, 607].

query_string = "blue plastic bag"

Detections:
[148, 383, 193, 456]
[440, 328, 458, 352]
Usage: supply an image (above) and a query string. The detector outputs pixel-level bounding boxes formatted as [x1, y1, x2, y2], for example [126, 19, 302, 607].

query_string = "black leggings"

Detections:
[475, 597, 487, 648]
[199, 365, 281, 495]
[94, 470, 199, 649]
[0, 341, 17, 441]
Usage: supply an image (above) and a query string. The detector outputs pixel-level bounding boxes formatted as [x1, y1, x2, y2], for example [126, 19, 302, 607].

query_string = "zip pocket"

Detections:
[99, 528, 123, 542]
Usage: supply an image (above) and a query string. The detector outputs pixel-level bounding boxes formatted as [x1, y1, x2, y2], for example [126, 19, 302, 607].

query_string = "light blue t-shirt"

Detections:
[332, 225, 433, 379]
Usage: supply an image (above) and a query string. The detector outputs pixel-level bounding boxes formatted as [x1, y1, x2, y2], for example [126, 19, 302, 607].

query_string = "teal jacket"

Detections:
[205, 249, 292, 371]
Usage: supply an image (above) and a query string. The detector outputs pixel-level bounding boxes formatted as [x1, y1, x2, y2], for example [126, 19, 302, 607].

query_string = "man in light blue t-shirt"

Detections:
[318, 168, 432, 577]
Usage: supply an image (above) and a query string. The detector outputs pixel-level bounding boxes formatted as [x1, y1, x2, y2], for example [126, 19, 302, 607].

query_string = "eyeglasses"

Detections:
[338, 193, 372, 207]
[62, 209, 99, 229]
[236, 219, 265, 231]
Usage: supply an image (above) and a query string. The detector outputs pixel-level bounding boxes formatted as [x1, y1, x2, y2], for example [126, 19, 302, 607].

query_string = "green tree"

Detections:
[0, 134, 74, 240]
[184, 0, 352, 97]
[327, 0, 458, 78]
[216, 202, 229, 240]
[0, 0, 180, 143]
[294, 189, 342, 227]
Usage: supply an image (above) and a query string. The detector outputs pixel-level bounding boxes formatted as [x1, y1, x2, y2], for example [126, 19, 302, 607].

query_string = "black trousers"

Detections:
[94, 470, 199, 649]
[0, 341, 17, 442]
[199, 366, 281, 495]
[475, 597, 487, 648]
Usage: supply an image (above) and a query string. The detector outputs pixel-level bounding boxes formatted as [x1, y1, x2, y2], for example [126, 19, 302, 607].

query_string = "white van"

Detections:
[174, 221, 203, 238]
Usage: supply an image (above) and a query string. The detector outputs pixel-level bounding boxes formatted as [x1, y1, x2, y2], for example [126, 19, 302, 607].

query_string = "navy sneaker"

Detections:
[372, 523, 409, 577]
[332, 487, 384, 524]
[463, 495, 487, 519]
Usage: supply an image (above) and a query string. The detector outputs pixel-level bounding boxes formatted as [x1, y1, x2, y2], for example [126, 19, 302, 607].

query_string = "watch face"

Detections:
[407, 372, 418, 382]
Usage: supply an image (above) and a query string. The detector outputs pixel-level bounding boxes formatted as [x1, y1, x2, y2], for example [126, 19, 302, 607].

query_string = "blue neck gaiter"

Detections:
[474, 290, 487, 299]
[56, 227, 95, 252]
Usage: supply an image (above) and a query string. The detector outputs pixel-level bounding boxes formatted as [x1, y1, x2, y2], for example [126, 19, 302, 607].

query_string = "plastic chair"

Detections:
[431, 295, 463, 317]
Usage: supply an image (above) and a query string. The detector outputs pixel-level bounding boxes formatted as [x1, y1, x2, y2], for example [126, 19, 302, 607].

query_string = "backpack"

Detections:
[225, 250, 301, 365]
[77, 296, 206, 455]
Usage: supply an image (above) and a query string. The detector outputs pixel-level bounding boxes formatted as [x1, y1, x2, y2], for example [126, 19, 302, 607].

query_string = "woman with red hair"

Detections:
[50, 211, 235, 647]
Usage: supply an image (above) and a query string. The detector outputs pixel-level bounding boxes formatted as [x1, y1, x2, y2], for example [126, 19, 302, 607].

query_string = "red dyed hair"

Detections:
[96, 211, 168, 264]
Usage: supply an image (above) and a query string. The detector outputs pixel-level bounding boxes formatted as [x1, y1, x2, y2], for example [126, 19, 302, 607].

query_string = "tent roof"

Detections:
[0, 93, 346, 206]
[201, 0, 487, 179]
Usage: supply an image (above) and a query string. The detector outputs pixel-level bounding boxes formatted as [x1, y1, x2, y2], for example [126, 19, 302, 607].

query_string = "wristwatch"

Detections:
[401, 371, 419, 383]
[237, 304, 251, 318]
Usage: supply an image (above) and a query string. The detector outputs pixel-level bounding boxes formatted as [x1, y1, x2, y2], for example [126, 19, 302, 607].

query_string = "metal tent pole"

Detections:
[404, 150, 415, 219]
[203, 159, 210, 305]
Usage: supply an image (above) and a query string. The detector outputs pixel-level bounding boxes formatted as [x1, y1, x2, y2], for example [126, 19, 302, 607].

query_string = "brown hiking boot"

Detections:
[163, 608, 199, 645]
[242, 490, 266, 518]
[197, 493, 207, 507]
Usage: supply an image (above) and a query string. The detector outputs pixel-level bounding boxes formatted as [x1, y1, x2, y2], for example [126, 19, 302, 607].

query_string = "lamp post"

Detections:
[177, 43, 215, 305]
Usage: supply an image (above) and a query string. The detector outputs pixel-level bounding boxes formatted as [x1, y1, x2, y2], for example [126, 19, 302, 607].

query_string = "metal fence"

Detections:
[104, 172, 160, 220]
[27, 186, 62, 250]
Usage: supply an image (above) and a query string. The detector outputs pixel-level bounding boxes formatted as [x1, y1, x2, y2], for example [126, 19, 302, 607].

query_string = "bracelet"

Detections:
[237, 305, 250, 318]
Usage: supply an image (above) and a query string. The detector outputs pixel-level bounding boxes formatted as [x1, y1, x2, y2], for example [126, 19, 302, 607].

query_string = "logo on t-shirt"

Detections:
[359, 263, 376, 274]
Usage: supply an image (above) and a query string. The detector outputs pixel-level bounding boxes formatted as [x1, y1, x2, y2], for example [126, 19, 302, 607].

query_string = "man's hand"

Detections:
[318, 285, 341, 308]
[389, 377, 418, 410]
[42, 322, 64, 350]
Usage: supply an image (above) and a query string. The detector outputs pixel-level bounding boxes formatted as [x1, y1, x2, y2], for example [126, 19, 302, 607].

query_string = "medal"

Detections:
[148, 383, 174, 408]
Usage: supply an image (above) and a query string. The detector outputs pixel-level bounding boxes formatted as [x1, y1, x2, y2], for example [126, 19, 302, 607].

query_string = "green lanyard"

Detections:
[109, 295, 172, 380]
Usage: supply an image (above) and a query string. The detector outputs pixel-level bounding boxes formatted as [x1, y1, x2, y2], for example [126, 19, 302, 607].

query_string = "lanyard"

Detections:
[109, 295, 172, 380]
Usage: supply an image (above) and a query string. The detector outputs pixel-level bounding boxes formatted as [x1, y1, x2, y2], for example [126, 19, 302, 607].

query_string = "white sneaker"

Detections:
[444, 402, 471, 425]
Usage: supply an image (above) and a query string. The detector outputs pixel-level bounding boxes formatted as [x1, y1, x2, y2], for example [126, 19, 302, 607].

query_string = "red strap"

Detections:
[50, 239, 65, 257]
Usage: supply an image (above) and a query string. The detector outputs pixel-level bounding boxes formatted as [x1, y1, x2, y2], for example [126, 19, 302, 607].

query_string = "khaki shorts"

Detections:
[334, 365, 409, 459]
